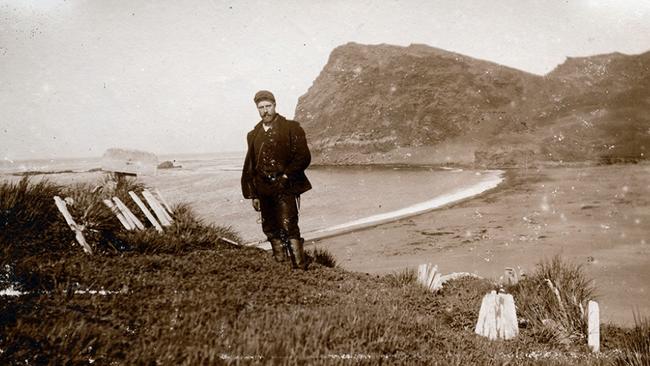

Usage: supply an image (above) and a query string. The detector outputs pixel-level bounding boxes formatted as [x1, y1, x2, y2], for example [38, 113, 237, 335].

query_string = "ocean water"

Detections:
[0, 151, 244, 174]
[0, 156, 104, 174]
[137, 155, 498, 243]
[0, 152, 500, 243]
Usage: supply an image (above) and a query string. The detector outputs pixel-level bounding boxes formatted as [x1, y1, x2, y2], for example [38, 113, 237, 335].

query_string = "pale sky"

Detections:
[1, 0, 649, 160]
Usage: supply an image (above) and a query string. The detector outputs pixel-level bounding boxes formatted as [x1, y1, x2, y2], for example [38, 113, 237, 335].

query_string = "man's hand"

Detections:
[251, 198, 261, 212]
[278, 174, 289, 188]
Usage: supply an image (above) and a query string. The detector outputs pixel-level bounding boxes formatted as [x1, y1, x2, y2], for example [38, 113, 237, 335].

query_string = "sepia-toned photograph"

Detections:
[1, 0, 649, 364]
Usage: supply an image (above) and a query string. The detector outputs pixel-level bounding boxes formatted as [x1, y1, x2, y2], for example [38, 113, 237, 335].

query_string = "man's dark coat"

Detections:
[241, 114, 311, 199]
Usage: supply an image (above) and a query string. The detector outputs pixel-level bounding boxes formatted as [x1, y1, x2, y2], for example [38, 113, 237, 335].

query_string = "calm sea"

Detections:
[0, 152, 499, 243]
[0, 151, 245, 174]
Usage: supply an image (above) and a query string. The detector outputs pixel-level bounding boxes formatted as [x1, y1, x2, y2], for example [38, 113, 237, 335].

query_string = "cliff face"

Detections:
[295, 43, 650, 166]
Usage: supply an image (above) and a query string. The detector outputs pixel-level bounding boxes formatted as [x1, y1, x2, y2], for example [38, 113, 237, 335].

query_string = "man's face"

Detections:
[257, 100, 276, 123]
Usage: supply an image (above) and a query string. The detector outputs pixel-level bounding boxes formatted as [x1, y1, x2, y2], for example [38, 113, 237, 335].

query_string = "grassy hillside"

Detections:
[1, 178, 648, 365]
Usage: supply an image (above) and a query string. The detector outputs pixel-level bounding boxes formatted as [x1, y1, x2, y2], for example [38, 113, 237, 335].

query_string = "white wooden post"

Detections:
[476, 291, 498, 340]
[475, 290, 519, 340]
[53, 196, 93, 254]
[113, 197, 145, 230]
[128, 191, 163, 233]
[497, 293, 519, 340]
[148, 189, 173, 222]
[154, 188, 174, 214]
[142, 189, 172, 225]
[103, 199, 133, 230]
[588, 300, 600, 352]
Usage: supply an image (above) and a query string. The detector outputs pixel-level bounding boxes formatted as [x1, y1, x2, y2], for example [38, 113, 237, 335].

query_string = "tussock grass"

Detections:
[614, 313, 650, 366]
[510, 255, 595, 346]
[0, 178, 69, 255]
[1, 178, 73, 289]
[383, 267, 417, 287]
[307, 247, 337, 268]
[0, 177, 239, 292]
[117, 203, 240, 254]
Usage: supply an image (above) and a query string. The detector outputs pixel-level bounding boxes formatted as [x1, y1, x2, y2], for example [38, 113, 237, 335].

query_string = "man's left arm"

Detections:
[284, 124, 311, 178]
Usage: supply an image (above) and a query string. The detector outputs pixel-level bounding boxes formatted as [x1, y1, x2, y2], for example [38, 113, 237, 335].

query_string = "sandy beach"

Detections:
[310, 163, 650, 326]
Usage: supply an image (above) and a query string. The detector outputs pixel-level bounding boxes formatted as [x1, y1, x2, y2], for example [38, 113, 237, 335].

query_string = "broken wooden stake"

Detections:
[504, 267, 518, 285]
[475, 290, 518, 340]
[53, 196, 93, 254]
[103, 199, 133, 230]
[128, 191, 163, 233]
[113, 197, 144, 230]
[545, 279, 566, 312]
[219, 237, 239, 245]
[588, 300, 600, 352]
[417, 263, 481, 292]
[417, 263, 440, 290]
[142, 189, 172, 226]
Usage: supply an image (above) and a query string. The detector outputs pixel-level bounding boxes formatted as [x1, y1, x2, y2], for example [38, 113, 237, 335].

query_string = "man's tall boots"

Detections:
[289, 238, 307, 270]
[269, 238, 287, 262]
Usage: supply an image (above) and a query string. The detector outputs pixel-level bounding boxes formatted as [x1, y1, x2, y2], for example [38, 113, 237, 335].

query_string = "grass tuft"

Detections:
[383, 268, 417, 287]
[510, 255, 595, 346]
[116, 203, 241, 255]
[307, 247, 337, 268]
[614, 313, 650, 366]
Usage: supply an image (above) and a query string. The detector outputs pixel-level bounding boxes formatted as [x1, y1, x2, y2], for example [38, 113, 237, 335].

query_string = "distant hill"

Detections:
[295, 43, 650, 166]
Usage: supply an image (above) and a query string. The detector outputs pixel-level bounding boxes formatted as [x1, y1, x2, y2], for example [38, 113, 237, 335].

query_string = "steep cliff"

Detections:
[295, 43, 649, 166]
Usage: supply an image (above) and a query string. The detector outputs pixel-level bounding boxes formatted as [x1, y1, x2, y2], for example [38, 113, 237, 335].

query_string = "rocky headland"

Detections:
[295, 42, 650, 167]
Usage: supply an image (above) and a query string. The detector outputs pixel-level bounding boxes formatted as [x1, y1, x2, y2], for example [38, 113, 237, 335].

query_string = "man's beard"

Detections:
[262, 113, 275, 123]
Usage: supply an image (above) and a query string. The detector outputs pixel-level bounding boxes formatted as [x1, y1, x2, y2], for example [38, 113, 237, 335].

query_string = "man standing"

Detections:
[241, 90, 312, 269]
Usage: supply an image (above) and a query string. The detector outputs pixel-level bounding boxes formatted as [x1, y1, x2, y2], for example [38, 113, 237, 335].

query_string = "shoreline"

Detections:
[248, 169, 504, 248]
[303, 169, 504, 241]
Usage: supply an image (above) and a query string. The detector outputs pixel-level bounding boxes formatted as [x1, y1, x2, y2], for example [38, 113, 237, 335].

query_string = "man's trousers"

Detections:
[259, 193, 300, 241]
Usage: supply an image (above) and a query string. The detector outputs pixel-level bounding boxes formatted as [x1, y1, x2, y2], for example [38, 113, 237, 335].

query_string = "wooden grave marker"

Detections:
[588, 300, 600, 352]
[53, 196, 93, 254]
[417, 263, 441, 291]
[113, 197, 145, 230]
[475, 290, 519, 340]
[154, 188, 174, 214]
[128, 191, 163, 233]
[103, 199, 133, 230]
[142, 189, 172, 226]
[504, 267, 518, 285]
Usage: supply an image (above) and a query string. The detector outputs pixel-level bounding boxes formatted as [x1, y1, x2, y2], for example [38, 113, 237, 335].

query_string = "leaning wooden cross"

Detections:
[53, 196, 93, 254]
[128, 191, 164, 233]
[101, 190, 174, 233]
[98, 147, 173, 232]
[112, 196, 145, 230]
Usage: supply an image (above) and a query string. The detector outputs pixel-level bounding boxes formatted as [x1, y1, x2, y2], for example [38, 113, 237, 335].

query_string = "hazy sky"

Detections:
[1, 0, 649, 160]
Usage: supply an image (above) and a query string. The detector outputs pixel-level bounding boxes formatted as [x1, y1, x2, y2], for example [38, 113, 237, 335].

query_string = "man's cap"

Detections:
[254, 90, 275, 104]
